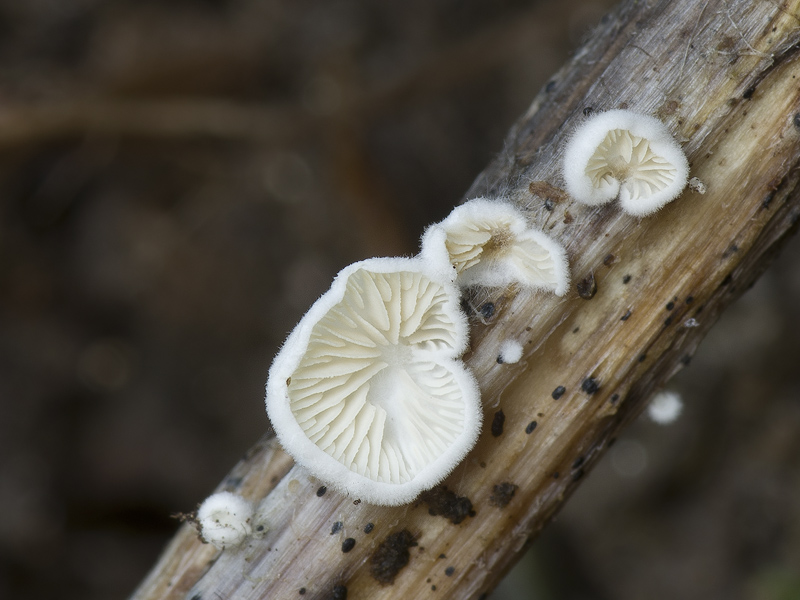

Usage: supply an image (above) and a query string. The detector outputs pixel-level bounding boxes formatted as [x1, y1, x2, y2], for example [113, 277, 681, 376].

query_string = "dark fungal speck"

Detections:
[298, 588, 306, 596]
[256, 525, 264, 532]
[664, 316, 673, 326]
[370, 530, 417, 584]
[420, 486, 475, 524]
[191, 595, 202, 600]
[496, 354, 503, 364]
[331, 521, 343, 535]
[666, 301, 675, 311]
[552, 385, 566, 400]
[432, 585, 437, 591]
[638, 354, 646, 363]
[439, 553, 446, 559]
[743, 85, 756, 99]
[573, 327, 580, 334]
[316, 486, 327, 497]
[583, 106, 596, 116]
[332, 584, 348, 600]
[364, 522, 374, 534]
[620, 310, 631, 321]
[353, 499, 361, 505]
[525, 421, 538, 434]
[490, 482, 518, 508]
[342, 538, 356, 553]
[794, 113, 800, 129]
[576, 273, 597, 299]
[680, 354, 692, 366]
[479, 302, 495, 319]
[603, 253, 616, 266]
[622, 274, 632, 284]
[572, 456, 585, 470]
[581, 377, 600, 395]
[545, 80, 556, 92]
[686, 296, 694, 304]
[491, 410, 505, 437]
[610, 393, 620, 403]
[721, 273, 733, 286]
[544, 198, 555, 211]
[445, 566, 456, 576]
[553, 472, 560, 479]
[572, 468, 585, 481]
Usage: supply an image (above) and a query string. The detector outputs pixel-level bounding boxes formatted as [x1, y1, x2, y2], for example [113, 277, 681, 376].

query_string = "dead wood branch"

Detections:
[131, 1, 800, 598]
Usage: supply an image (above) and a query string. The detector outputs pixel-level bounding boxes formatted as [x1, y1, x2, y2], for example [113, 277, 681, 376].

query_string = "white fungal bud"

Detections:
[497, 339, 524, 364]
[197, 491, 254, 549]
[647, 390, 684, 425]
[563, 109, 689, 216]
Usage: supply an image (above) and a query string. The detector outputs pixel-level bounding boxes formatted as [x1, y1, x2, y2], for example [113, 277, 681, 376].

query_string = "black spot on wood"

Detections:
[581, 377, 600, 395]
[364, 522, 374, 534]
[298, 588, 306, 595]
[722, 243, 739, 258]
[552, 385, 566, 400]
[686, 296, 694, 304]
[431, 585, 437, 590]
[762, 191, 776, 209]
[572, 468, 585, 481]
[191, 595, 202, 600]
[316, 486, 327, 497]
[479, 302, 495, 319]
[525, 421, 538, 434]
[794, 113, 800, 129]
[490, 483, 518, 508]
[720, 273, 733, 287]
[603, 253, 616, 265]
[552, 472, 560, 479]
[331, 584, 347, 600]
[664, 316, 673, 326]
[331, 521, 343, 535]
[256, 525, 264, 532]
[439, 553, 446, 559]
[680, 354, 692, 366]
[638, 354, 646, 363]
[572, 456, 585, 470]
[620, 310, 632, 321]
[369, 530, 417, 585]
[544, 198, 554, 211]
[583, 106, 595, 116]
[743, 85, 756, 99]
[545, 80, 556, 92]
[622, 274, 632, 284]
[666, 301, 675, 310]
[577, 273, 597, 299]
[445, 566, 456, 576]
[491, 410, 505, 437]
[610, 393, 620, 403]
[419, 486, 475, 524]
[342, 538, 356, 553]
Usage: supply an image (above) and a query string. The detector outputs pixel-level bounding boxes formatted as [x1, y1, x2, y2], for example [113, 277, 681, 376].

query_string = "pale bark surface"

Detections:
[133, 1, 800, 598]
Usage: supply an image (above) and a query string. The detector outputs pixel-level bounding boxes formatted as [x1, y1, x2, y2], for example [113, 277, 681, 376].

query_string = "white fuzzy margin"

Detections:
[265, 256, 482, 506]
[420, 198, 570, 295]
[562, 109, 689, 216]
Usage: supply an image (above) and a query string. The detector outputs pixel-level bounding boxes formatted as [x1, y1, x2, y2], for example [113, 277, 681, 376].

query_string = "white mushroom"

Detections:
[420, 198, 570, 295]
[497, 339, 524, 364]
[563, 109, 689, 216]
[646, 390, 684, 425]
[197, 491, 254, 549]
[265, 257, 481, 506]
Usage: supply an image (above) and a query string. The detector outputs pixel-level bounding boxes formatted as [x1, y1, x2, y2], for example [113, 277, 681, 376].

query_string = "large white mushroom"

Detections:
[420, 198, 570, 295]
[265, 257, 481, 506]
[562, 109, 689, 216]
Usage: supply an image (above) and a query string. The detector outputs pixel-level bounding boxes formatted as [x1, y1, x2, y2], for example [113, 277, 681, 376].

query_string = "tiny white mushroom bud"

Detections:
[563, 109, 689, 216]
[197, 492, 254, 549]
[420, 198, 570, 295]
[647, 390, 684, 425]
[266, 257, 482, 506]
[688, 176, 706, 194]
[497, 339, 523, 364]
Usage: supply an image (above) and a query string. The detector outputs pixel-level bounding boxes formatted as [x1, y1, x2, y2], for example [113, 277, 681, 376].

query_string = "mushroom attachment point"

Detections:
[265, 258, 481, 506]
[420, 198, 570, 295]
[562, 109, 689, 216]
[197, 491, 254, 549]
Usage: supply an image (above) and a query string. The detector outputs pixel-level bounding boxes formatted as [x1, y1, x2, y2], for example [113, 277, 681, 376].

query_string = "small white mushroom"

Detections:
[420, 198, 570, 295]
[197, 491, 254, 549]
[647, 390, 684, 424]
[563, 109, 689, 216]
[265, 257, 481, 506]
[497, 339, 523, 364]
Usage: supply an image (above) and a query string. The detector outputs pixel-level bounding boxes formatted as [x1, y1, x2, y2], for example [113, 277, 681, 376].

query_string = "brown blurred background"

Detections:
[1, 1, 799, 599]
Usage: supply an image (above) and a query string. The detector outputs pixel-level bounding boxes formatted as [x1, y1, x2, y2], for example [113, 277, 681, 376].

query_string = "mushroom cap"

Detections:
[421, 198, 570, 295]
[563, 109, 689, 216]
[197, 491, 254, 549]
[265, 257, 481, 506]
